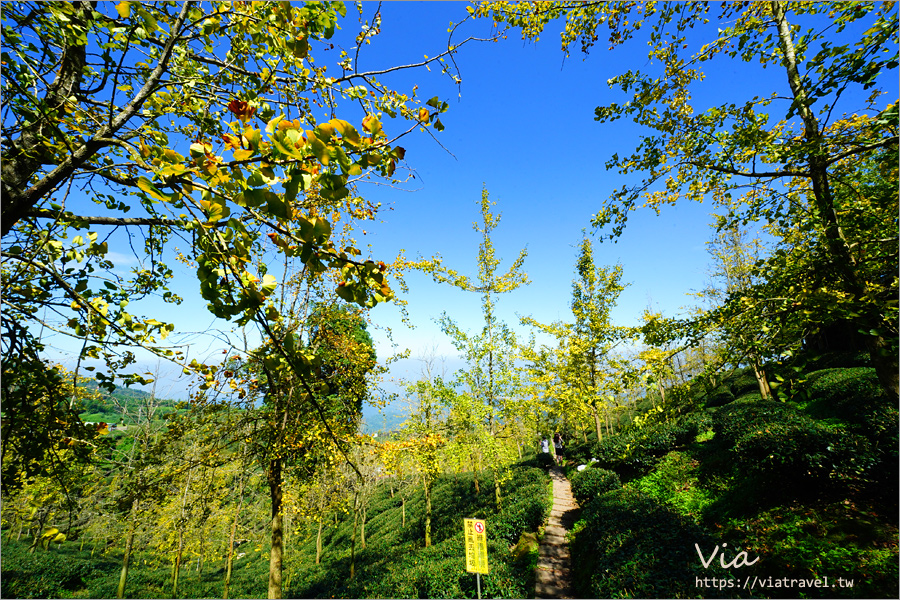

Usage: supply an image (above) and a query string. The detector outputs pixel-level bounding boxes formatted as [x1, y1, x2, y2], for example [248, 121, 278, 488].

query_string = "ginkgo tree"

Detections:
[1, 1, 491, 487]
[522, 237, 631, 443]
[410, 186, 529, 508]
[478, 1, 899, 396]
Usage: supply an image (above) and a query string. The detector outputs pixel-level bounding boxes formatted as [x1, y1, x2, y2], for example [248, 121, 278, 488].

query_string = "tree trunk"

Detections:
[493, 467, 502, 511]
[752, 359, 773, 400]
[592, 406, 603, 443]
[866, 335, 899, 398]
[224, 473, 246, 599]
[267, 458, 283, 600]
[423, 477, 432, 548]
[401, 495, 406, 528]
[173, 530, 184, 598]
[315, 520, 324, 565]
[350, 490, 359, 579]
[117, 499, 138, 599]
[360, 504, 367, 550]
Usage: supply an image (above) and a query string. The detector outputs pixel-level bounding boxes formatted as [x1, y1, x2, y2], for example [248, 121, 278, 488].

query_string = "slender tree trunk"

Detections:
[866, 335, 899, 398]
[267, 458, 283, 600]
[423, 477, 432, 548]
[493, 467, 502, 511]
[173, 530, 184, 598]
[224, 473, 246, 599]
[592, 406, 603, 443]
[350, 490, 359, 579]
[401, 495, 406, 528]
[117, 499, 138, 599]
[315, 520, 324, 565]
[360, 504, 367, 550]
[752, 359, 772, 400]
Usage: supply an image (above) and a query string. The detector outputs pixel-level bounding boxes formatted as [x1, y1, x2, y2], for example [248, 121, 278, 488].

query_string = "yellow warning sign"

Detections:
[464, 518, 489, 574]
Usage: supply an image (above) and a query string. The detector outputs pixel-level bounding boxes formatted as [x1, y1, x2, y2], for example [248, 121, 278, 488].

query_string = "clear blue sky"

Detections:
[39, 2, 896, 407]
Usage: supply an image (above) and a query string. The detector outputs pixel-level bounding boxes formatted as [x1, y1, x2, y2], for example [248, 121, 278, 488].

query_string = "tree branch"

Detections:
[1, 1, 194, 238]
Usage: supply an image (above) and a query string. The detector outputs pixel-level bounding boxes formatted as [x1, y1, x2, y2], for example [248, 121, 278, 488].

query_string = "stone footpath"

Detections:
[534, 466, 580, 599]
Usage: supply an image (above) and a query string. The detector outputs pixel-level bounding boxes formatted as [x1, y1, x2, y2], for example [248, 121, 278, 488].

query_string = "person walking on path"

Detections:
[540, 436, 550, 455]
[553, 432, 564, 466]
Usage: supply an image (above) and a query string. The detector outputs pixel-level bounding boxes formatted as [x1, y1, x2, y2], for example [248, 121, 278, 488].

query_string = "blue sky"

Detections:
[36, 2, 897, 409]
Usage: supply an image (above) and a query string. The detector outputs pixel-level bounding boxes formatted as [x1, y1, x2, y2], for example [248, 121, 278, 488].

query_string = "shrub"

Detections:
[629, 451, 713, 521]
[732, 420, 874, 487]
[535, 451, 555, 470]
[706, 383, 736, 408]
[729, 369, 763, 398]
[592, 417, 700, 481]
[711, 400, 799, 448]
[563, 435, 595, 465]
[720, 503, 899, 599]
[0, 542, 108, 598]
[570, 468, 621, 507]
[804, 367, 896, 437]
[570, 487, 735, 598]
[712, 399, 879, 499]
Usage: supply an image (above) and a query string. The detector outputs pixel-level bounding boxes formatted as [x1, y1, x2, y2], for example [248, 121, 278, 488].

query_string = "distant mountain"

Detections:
[78, 383, 181, 424]
[361, 406, 407, 435]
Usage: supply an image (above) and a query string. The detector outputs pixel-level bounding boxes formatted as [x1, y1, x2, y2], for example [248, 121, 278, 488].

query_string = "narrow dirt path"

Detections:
[535, 466, 580, 599]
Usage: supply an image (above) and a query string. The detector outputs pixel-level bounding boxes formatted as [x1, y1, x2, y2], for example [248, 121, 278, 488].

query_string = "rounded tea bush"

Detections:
[570, 467, 621, 507]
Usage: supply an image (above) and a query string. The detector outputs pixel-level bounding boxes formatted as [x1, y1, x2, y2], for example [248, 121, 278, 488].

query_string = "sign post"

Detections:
[464, 518, 488, 599]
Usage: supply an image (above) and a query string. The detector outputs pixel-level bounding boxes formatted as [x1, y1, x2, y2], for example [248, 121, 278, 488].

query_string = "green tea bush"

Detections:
[0, 543, 104, 598]
[711, 400, 800, 447]
[804, 368, 896, 436]
[733, 421, 874, 486]
[592, 417, 700, 481]
[535, 451, 555, 470]
[729, 369, 763, 398]
[706, 383, 736, 408]
[721, 504, 899, 599]
[570, 467, 621, 507]
[570, 487, 736, 598]
[712, 400, 878, 498]
[629, 451, 713, 521]
[563, 436, 595, 465]
[492, 465, 552, 544]
[289, 464, 548, 599]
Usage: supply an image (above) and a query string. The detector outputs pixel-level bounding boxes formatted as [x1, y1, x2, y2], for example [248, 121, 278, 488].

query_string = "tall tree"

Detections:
[239, 302, 376, 599]
[478, 1, 899, 396]
[697, 223, 776, 399]
[412, 186, 529, 508]
[522, 238, 630, 442]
